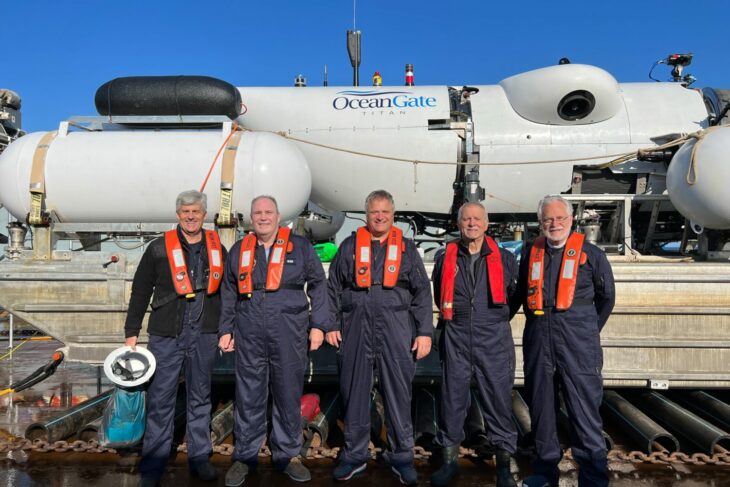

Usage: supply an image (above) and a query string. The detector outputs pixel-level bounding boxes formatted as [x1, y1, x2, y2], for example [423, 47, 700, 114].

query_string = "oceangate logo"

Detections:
[332, 90, 437, 110]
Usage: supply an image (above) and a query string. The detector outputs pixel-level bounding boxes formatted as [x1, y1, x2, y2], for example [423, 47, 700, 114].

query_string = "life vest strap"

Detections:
[252, 282, 304, 291]
[542, 297, 593, 307]
[151, 292, 181, 310]
[342, 280, 410, 291]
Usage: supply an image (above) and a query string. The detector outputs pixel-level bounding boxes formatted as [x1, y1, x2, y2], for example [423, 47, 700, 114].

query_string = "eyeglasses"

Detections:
[540, 215, 571, 225]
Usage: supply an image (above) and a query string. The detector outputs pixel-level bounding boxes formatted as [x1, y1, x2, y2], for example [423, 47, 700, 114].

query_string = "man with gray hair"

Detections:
[125, 190, 226, 487]
[218, 195, 331, 486]
[430, 202, 518, 487]
[327, 189, 433, 485]
[511, 195, 615, 487]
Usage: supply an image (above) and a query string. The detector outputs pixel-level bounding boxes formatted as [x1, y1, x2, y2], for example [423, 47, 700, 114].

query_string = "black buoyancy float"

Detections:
[95, 75, 242, 119]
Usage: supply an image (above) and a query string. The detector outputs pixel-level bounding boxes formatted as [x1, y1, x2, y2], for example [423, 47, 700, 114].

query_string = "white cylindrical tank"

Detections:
[0, 128, 311, 224]
[666, 127, 730, 230]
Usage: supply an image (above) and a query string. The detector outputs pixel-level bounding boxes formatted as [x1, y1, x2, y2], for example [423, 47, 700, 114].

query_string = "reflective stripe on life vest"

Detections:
[439, 236, 506, 321]
[354, 226, 403, 288]
[237, 226, 292, 294]
[526, 232, 585, 312]
[164, 229, 223, 297]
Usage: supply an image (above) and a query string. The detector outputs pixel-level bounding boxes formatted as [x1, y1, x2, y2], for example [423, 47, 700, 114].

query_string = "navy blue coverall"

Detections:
[328, 234, 433, 466]
[511, 236, 615, 486]
[124, 230, 226, 480]
[219, 233, 331, 468]
[431, 240, 518, 453]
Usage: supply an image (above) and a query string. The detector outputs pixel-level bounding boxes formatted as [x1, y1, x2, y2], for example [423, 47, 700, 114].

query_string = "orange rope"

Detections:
[199, 124, 238, 192]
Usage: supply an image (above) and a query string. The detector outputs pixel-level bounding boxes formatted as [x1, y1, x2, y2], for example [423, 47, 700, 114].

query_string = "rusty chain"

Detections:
[0, 438, 117, 455]
[2, 438, 730, 466]
[605, 449, 730, 466]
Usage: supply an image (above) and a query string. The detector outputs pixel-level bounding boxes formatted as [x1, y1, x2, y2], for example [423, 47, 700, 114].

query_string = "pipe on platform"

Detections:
[677, 391, 730, 433]
[300, 393, 339, 456]
[307, 392, 338, 446]
[76, 418, 102, 442]
[511, 390, 532, 440]
[602, 390, 679, 453]
[210, 401, 234, 445]
[25, 389, 113, 442]
[413, 388, 438, 447]
[638, 391, 730, 455]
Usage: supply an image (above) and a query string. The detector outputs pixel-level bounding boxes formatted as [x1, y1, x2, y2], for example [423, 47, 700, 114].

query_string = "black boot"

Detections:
[574, 453, 609, 487]
[430, 445, 460, 487]
[495, 450, 517, 487]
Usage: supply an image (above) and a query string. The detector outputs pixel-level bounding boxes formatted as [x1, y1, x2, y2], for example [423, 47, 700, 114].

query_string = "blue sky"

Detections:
[5, 0, 728, 133]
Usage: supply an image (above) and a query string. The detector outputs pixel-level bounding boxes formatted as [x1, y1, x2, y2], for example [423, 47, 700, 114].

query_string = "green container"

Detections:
[314, 242, 338, 262]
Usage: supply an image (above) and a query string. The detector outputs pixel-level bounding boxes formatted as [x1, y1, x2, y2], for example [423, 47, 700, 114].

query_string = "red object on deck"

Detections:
[300, 393, 321, 422]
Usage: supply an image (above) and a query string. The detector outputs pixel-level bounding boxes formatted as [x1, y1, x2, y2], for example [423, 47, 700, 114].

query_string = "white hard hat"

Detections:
[103, 346, 156, 388]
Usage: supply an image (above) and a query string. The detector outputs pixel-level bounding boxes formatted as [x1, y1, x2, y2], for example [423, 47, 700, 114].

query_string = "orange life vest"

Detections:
[164, 229, 223, 298]
[237, 226, 292, 294]
[439, 237, 506, 320]
[526, 232, 586, 313]
[354, 226, 403, 288]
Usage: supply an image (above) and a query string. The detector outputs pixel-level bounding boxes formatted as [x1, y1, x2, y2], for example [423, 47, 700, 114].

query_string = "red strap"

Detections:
[383, 227, 403, 288]
[354, 227, 373, 288]
[526, 237, 546, 311]
[237, 233, 257, 294]
[164, 230, 194, 296]
[439, 242, 458, 320]
[484, 237, 506, 305]
[265, 227, 291, 291]
[204, 230, 223, 295]
[556, 233, 585, 310]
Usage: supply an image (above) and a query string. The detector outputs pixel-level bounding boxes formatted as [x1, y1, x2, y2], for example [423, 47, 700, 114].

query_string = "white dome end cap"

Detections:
[103, 345, 157, 388]
[499, 64, 622, 125]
